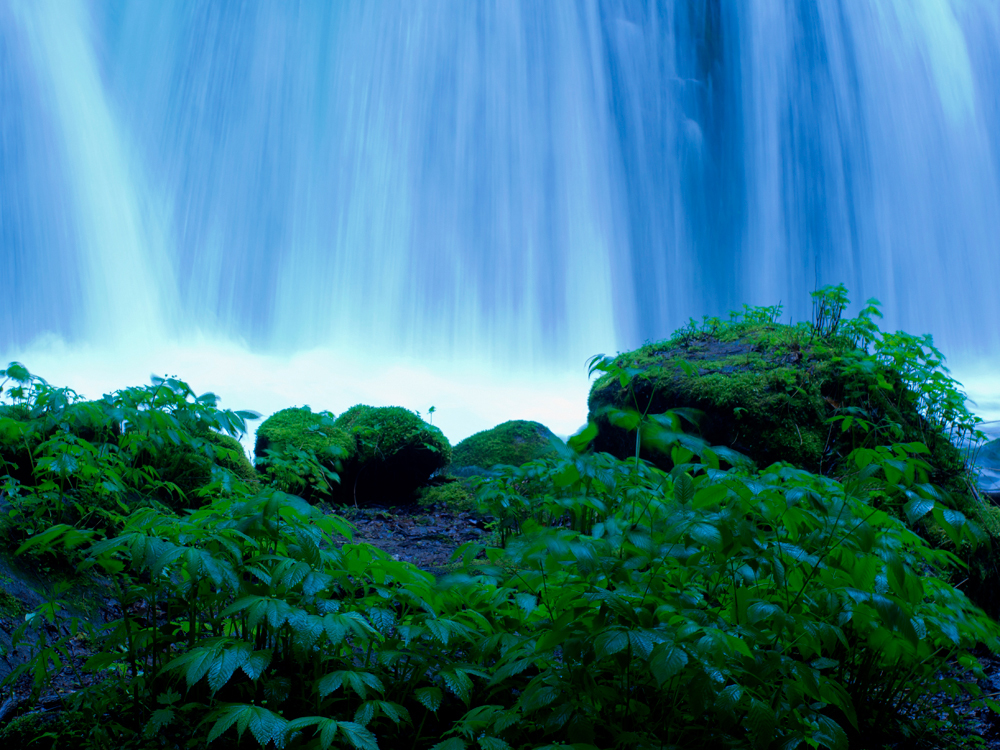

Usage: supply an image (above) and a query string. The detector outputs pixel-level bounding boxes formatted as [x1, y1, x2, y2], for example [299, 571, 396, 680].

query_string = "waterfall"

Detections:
[2, 0, 999, 435]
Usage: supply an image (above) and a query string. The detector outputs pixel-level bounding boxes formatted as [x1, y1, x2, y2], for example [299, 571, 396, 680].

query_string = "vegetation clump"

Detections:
[415, 479, 477, 513]
[0, 290, 998, 749]
[254, 407, 354, 501]
[588, 286, 999, 613]
[588, 291, 973, 486]
[450, 419, 560, 472]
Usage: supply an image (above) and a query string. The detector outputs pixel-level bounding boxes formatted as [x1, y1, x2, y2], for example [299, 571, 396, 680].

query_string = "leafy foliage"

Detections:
[1, 289, 998, 750]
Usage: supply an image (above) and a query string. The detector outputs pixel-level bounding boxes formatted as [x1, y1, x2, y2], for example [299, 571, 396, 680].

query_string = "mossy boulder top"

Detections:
[451, 420, 560, 470]
[334, 405, 451, 504]
[254, 407, 356, 464]
[334, 405, 450, 465]
[588, 323, 965, 484]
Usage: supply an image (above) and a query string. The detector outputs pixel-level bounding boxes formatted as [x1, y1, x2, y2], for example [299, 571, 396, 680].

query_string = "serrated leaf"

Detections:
[430, 739, 466, 750]
[338, 721, 379, 750]
[814, 715, 848, 750]
[442, 669, 474, 703]
[594, 629, 629, 658]
[207, 704, 244, 744]
[368, 607, 395, 634]
[241, 649, 271, 681]
[514, 593, 537, 615]
[207, 643, 245, 694]
[415, 686, 443, 712]
[746, 601, 782, 625]
[354, 701, 376, 727]
[318, 671, 344, 697]
[479, 738, 511, 750]
[520, 685, 560, 712]
[650, 644, 688, 686]
[904, 497, 934, 524]
[248, 707, 288, 748]
[747, 698, 776, 745]
[627, 630, 655, 659]
[674, 473, 695, 504]
[426, 618, 452, 645]
[376, 701, 409, 725]
[146, 708, 174, 734]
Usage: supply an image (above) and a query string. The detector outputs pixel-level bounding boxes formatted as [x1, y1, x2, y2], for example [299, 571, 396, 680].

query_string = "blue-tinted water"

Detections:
[3, 1, 999, 438]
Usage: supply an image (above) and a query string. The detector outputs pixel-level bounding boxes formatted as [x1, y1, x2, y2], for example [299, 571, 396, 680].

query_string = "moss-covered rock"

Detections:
[451, 420, 560, 471]
[253, 407, 355, 501]
[255, 407, 355, 463]
[152, 430, 260, 507]
[588, 323, 964, 487]
[415, 478, 477, 513]
[334, 405, 451, 505]
[588, 319, 1000, 614]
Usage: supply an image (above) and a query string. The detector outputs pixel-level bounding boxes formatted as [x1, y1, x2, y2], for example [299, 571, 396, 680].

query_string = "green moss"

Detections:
[451, 420, 560, 470]
[335, 405, 450, 466]
[0, 587, 25, 619]
[589, 322, 968, 492]
[150, 429, 261, 508]
[208, 432, 258, 484]
[333, 405, 451, 505]
[255, 407, 355, 464]
[0, 713, 55, 749]
[416, 481, 477, 513]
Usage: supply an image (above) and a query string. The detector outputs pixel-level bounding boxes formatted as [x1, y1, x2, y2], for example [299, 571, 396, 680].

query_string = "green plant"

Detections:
[2, 320, 998, 750]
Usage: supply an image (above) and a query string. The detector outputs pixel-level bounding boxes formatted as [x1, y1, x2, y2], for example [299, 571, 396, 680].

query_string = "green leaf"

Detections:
[674, 473, 695, 504]
[338, 721, 379, 750]
[146, 708, 175, 734]
[746, 601, 782, 625]
[814, 715, 848, 750]
[747, 698, 776, 746]
[415, 686, 443, 712]
[429, 739, 466, 750]
[207, 705, 244, 744]
[594, 629, 629, 658]
[649, 644, 688, 686]
[903, 497, 934, 524]
[514, 593, 537, 615]
[692, 484, 728, 509]
[442, 669, 474, 703]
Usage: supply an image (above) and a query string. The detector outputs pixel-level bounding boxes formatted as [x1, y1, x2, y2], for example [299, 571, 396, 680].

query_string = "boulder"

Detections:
[154, 429, 259, 505]
[588, 324, 965, 487]
[254, 407, 355, 500]
[450, 420, 561, 472]
[334, 405, 451, 505]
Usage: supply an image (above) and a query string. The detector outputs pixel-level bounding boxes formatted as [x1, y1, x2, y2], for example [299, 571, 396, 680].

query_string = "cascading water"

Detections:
[2, 0, 999, 439]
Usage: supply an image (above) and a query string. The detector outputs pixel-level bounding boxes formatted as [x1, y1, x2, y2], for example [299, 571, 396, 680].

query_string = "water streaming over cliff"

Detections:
[3, 1, 999, 436]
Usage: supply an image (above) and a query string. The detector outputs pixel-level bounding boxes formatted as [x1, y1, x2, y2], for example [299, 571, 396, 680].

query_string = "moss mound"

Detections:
[253, 407, 355, 501]
[588, 306, 1000, 614]
[416, 479, 477, 513]
[254, 407, 355, 463]
[451, 420, 560, 471]
[588, 323, 964, 487]
[153, 430, 259, 506]
[334, 405, 451, 505]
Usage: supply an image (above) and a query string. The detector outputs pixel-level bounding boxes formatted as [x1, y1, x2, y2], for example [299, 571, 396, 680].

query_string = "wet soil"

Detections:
[331, 501, 491, 572]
